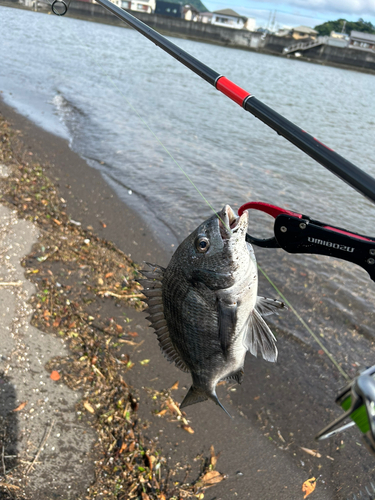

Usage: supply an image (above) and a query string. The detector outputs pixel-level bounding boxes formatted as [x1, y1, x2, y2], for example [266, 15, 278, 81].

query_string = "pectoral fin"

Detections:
[244, 309, 278, 362]
[256, 296, 285, 317]
[217, 300, 237, 357]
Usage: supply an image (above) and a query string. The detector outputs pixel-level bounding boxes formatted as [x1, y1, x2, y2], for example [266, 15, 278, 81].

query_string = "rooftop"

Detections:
[293, 25, 318, 35]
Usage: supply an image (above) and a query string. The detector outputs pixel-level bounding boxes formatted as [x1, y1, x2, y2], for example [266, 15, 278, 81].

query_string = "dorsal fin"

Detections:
[139, 263, 189, 373]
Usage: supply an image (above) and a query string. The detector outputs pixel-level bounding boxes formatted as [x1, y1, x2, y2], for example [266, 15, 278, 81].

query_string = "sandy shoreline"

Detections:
[0, 99, 171, 270]
[1, 98, 375, 499]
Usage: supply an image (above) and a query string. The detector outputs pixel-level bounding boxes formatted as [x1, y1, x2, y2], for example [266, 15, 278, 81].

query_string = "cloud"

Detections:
[285, 0, 375, 16]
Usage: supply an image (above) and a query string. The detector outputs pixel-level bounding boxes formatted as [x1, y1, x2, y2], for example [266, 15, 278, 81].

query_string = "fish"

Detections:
[139, 205, 284, 416]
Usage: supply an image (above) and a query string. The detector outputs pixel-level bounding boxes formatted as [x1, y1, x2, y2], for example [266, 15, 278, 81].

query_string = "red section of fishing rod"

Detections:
[215, 77, 250, 106]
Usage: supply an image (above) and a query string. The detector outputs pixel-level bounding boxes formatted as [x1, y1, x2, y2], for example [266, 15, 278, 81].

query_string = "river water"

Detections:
[1, 6, 375, 367]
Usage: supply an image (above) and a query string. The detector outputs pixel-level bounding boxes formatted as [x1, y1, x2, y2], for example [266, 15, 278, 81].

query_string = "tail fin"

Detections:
[211, 393, 232, 418]
[180, 386, 232, 418]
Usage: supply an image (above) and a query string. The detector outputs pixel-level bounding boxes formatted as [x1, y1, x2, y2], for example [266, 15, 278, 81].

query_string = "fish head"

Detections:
[174, 205, 251, 290]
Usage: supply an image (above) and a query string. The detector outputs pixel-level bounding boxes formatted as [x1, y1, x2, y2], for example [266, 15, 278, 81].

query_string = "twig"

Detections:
[0, 282, 22, 287]
[2, 444, 6, 477]
[97, 291, 144, 299]
[25, 419, 55, 475]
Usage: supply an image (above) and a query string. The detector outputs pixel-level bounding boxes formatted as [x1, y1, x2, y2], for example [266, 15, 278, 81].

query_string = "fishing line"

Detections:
[258, 264, 350, 381]
[60, 20, 349, 381]
[65, 23, 230, 231]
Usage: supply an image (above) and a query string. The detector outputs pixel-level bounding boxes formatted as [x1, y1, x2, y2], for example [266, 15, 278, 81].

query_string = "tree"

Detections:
[314, 18, 375, 36]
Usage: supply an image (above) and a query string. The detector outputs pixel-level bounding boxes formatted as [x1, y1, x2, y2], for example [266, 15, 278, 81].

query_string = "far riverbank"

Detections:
[2, 0, 375, 75]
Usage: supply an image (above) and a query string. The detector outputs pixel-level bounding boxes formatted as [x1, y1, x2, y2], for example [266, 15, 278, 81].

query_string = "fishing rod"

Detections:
[50, 0, 375, 455]
[52, 0, 375, 205]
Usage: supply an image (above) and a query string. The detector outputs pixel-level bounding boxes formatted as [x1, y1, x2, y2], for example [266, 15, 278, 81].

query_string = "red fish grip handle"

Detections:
[239, 202, 375, 283]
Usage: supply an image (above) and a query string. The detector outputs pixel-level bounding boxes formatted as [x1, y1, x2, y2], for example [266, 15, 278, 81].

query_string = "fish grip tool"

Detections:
[316, 366, 375, 456]
[239, 201, 375, 283]
[239, 201, 375, 453]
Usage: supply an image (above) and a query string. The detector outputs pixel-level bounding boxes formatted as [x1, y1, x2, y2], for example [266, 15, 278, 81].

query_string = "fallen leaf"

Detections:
[199, 470, 224, 488]
[156, 409, 168, 417]
[0, 484, 20, 490]
[182, 425, 195, 434]
[119, 442, 128, 454]
[13, 401, 27, 412]
[302, 477, 316, 498]
[52, 318, 61, 328]
[141, 493, 150, 500]
[170, 381, 179, 391]
[127, 331, 138, 337]
[128, 441, 136, 452]
[118, 339, 138, 346]
[139, 359, 150, 365]
[116, 324, 123, 332]
[158, 494, 166, 500]
[167, 398, 182, 416]
[50, 370, 60, 381]
[301, 447, 321, 458]
[105, 272, 114, 278]
[210, 445, 220, 468]
[83, 401, 95, 414]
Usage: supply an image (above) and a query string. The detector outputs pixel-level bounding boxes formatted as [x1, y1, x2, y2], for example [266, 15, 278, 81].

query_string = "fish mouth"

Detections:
[218, 205, 248, 241]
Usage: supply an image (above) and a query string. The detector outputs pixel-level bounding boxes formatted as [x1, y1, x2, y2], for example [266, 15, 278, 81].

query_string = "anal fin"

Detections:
[180, 386, 208, 409]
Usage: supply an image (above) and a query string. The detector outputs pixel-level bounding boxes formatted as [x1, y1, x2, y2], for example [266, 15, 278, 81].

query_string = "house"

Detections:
[155, 1, 183, 17]
[330, 31, 348, 40]
[211, 8, 248, 30]
[121, 0, 155, 13]
[198, 11, 213, 24]
[291, 25, 318, 40]
[349, 31, 375, 51]
[183, 4, 199, 22]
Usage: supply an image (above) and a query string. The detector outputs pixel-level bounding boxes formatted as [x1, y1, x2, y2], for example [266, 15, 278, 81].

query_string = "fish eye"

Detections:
[195, 236, 210, 253]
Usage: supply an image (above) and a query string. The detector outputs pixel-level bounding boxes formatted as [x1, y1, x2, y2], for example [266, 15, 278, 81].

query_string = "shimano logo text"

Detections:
[308, 237, 354, 253]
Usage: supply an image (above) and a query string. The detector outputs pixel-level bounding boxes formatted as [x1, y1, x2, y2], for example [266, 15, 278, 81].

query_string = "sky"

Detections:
[203, 0, 375, 30]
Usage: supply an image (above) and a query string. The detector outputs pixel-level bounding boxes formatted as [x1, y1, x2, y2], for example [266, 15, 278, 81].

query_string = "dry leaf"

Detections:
[170, 381, 179, 391]
[301, 447, 321, 458]
[158, 493, 166, 500]
[167, 398, 182, 416]
[83, 401, 95, 414]
[119, 442, 128, 454]
[156, 409, 168, 417]
[13, 401, 27, 412]
[127, 331, 138, 337]
[141, 493, 150, 500]
[199, 470, 224, 488]
[105, 272, 113, 278]
[182, 425, 195, 434]
[128, 441, 136, 452]
[118, 339, 138, 346]
[50, 370, 60, 381]
[0, 484, 20, 490]
[302, 477, 316, 498]
[210, 445, 220, 468]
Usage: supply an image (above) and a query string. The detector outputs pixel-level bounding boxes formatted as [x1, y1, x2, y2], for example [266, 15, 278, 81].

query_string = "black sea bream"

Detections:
[139, 205, 284, 415]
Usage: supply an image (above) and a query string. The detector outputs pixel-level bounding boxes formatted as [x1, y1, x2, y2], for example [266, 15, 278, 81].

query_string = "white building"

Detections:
[121, 0, 155, 13]
[211, 9, 248, 30]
